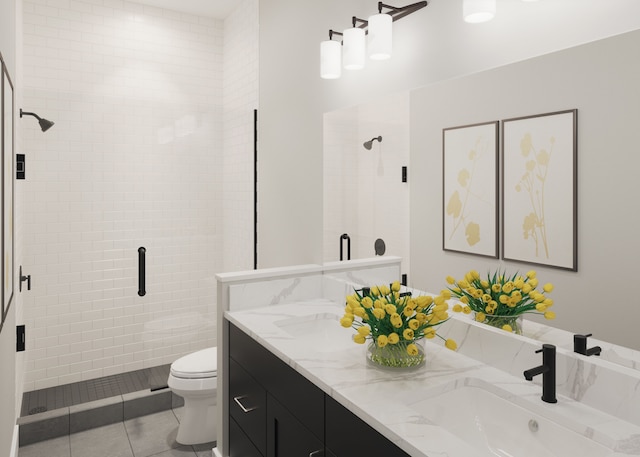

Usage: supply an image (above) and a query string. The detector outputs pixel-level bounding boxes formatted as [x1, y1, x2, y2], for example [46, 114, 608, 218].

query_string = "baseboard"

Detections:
[213, 446, 224, 457]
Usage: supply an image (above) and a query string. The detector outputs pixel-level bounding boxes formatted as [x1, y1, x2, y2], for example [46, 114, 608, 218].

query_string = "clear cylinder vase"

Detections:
[366, 341, 425, 369]
[480, 314, 523, 334]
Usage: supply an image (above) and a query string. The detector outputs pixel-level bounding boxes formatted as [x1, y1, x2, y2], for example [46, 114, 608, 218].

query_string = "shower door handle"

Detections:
[340, 233, 351, 261]
[138, 247, 146, 297]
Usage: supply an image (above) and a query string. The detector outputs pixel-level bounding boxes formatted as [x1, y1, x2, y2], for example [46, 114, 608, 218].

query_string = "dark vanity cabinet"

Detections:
[266, 393, 324, 457]
[325, 395, 410, 457]
[228, 321, 410, 457]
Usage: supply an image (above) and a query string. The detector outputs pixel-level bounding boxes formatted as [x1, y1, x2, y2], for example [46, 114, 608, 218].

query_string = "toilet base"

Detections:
[175, 395, 217, 445]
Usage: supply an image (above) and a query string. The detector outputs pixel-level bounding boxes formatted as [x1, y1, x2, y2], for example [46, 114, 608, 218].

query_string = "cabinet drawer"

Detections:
[229, 322, 325, 440]
[325, 395, 410, 457]
[229, 357, 266, 454]
[230, 416, 264, 457]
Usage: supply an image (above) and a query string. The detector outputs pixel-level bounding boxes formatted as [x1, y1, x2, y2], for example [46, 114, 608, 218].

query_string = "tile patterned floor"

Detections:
[17, 407, 215, 457]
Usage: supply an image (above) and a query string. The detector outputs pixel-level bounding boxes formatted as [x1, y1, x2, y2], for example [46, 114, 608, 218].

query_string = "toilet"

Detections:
[168, 347, 218, 445]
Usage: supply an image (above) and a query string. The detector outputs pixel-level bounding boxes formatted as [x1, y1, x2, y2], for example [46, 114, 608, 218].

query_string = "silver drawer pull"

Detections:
[233, 395, 257, 413]
[309, 450, 323, 457]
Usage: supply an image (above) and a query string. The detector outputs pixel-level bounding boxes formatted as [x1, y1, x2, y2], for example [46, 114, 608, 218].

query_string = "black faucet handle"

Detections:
[574, 333, 600, 356]
[535, 348, 543, 354]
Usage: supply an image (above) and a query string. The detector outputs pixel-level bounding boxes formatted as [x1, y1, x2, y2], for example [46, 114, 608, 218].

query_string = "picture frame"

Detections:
[502, 109, 577, 271]
[443, 121, 499, 258]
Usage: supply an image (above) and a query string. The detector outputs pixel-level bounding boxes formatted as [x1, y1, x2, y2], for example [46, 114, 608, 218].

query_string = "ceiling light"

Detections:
[463, 0, 496, 23]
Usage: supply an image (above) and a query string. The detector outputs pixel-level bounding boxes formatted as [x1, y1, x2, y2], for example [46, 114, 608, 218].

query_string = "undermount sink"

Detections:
[412, 380, 611, 457]
[274, 312, 350, 353]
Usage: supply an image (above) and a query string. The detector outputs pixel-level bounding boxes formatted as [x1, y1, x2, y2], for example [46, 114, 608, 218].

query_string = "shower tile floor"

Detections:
[21, 365, 172, 416]
[17, 407, 215, 457]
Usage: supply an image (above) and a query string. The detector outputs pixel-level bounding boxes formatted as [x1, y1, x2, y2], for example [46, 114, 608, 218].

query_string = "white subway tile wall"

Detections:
[20, 0, 258, 391]
[223, 0, 258, 272]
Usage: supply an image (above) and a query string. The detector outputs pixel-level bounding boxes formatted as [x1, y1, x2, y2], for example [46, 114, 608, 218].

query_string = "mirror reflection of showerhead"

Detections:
[20, 109, 55, 132]
[363, 136, 382, 150]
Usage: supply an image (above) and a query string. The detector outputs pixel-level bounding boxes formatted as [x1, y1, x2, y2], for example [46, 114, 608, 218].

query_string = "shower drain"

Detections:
[28, 406, 48, 415]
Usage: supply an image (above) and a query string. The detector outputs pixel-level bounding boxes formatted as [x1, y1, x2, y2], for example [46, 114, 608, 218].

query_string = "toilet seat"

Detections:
[170, 347, 217, 379]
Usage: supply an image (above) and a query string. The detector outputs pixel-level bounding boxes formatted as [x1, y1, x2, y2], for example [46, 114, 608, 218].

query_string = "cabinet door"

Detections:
[230, 417, 264, 457]
[266, 393, 324, 457]
[229, 357, 267, 455]
[325, 396, 410, 457]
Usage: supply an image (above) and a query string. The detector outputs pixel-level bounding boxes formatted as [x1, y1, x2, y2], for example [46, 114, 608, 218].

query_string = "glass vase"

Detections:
[480, 313, 523, 335]
[366, 341, 425, 369]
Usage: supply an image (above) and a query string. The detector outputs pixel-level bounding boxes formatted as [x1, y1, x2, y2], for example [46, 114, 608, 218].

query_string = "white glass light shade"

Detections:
[320, 40, 342, 79]
[368, 13, 392, 60]
[463, 0, 496, 23]
[342, 27, 366, 70]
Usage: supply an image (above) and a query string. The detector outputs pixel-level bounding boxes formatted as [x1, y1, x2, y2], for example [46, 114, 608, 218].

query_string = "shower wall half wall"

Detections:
[20, 0, 258, 391]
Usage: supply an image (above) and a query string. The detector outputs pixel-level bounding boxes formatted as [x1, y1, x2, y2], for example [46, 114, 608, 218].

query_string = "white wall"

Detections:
[410, 29, 640, 350]
[258, 0, 640, 268]
[20, 0, 223, 391]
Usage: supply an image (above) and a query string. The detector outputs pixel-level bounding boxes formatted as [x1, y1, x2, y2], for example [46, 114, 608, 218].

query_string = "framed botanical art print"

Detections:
[443, 121, 499, 258]
[502, 109, 577, 271]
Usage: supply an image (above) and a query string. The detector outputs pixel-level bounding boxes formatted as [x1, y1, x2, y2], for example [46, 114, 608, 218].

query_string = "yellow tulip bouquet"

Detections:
[446, 269, 556, 334]
[341, 281, 456, 368]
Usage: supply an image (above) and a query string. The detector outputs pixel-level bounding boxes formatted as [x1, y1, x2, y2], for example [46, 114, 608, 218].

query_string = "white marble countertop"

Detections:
[225, 299, 640, 457]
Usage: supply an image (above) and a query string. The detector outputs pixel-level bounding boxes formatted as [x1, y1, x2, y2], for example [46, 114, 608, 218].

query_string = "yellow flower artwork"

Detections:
[503, 110, 577, 271]
[443, 122, 498, 257]
[515, 132, 555, 258]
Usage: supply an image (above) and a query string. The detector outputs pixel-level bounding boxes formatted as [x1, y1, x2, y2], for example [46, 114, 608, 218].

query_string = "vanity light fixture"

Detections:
[368, 10, 393, 60]
[321, 1, 428, 79]
[321, 31, 343, 79]
[463, 0, 496, 23]
[343, 18, 367, 70]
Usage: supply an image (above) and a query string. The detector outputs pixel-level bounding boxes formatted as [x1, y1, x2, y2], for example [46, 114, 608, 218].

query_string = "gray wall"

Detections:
[410, 30, 640, 350]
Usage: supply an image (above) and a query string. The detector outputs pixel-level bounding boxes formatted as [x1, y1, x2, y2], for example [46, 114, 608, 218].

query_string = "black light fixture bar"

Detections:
[380, 1, 428, 22]
[352, 16, 369, 29]
[326, 0, 428, 39]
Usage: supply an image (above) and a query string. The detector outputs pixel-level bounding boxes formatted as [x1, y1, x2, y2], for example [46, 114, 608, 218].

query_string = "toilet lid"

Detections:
[170, 347, 217, 379]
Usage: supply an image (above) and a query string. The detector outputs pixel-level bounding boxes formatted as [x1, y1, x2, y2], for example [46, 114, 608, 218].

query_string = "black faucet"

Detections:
[573, 333, 601, 356]
[523, 344, 557, 403]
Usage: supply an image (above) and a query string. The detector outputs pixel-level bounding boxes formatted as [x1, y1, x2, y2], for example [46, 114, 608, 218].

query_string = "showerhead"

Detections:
[20, 109, 55, 132]
[363, 136, 382, 150]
